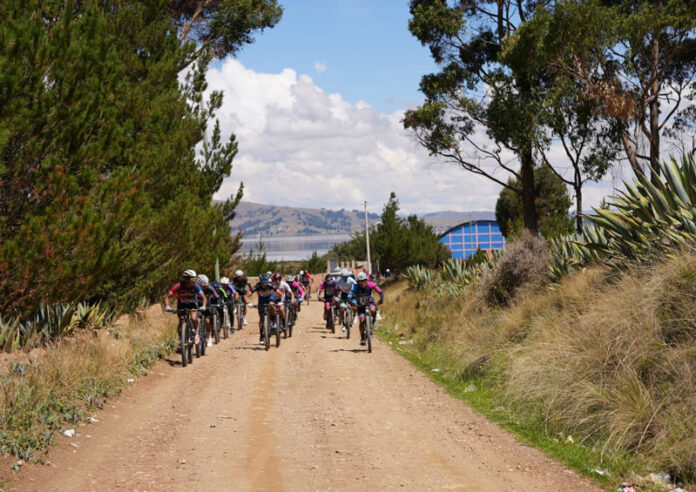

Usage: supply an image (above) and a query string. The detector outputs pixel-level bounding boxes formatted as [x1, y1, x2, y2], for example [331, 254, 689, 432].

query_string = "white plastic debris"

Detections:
[88, 417, 99, 423]
[591, 468, 609, 476]
[431, 368, 441, 372]
[63, 429, 75, 437]
[127, 378, 135, 383]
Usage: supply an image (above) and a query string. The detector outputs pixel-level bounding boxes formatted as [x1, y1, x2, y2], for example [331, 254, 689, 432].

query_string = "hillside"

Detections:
[230, 201, 494, 236]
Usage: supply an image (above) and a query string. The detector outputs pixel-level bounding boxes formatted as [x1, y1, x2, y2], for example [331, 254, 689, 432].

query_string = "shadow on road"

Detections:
[330, 348, 366, 353]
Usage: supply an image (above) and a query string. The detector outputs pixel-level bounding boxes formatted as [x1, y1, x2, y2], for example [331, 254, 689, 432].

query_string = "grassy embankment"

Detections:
[0, 307, 176, 472]
[380, 253, 696, 489]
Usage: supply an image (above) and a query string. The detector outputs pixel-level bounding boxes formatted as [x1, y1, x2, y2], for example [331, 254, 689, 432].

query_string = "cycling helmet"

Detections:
[235, 269, 243, 277]
[266, 271, 272, 277]
[356, 272, 368, 281]
[341, 268, 350, 277]
[285, 274, 294, 282]
[299, 270, 305, 275]
[271, 272, 282, 281]
[259, 273, 270, 281]
[196, 274, 209, 286]
[220, 276, 230, 285]
[332, 267, 342, 275]
[183, 269, 196, 279]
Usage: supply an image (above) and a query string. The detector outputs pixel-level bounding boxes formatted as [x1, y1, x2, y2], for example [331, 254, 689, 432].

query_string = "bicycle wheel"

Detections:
[180, 320, 188, 367]
[288, 308, 294, 337]
[273, 315, 281, 347]
[365, 315, 373, 353]
[330, 307, 336, 334]
[186, 318, 195, 364]
[196, 318, 203, 358]
[345, 309, 351, 340]
[237, 301, 244, 331]
[222, 307, 229, 339]
[213, 311, 221, 344]
[283, 311, 289, 339]
[263, 313, 270, 351]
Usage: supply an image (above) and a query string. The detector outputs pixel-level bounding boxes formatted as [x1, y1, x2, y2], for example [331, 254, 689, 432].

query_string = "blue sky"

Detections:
[237, 0, 437, 112]
[208, 1, 617, 215]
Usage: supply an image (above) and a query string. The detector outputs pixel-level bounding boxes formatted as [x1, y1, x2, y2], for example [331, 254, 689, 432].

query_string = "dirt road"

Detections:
[8, 301, 598, 491]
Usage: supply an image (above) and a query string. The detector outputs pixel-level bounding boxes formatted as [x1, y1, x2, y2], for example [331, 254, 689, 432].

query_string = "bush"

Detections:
[481, 231, 551, 306]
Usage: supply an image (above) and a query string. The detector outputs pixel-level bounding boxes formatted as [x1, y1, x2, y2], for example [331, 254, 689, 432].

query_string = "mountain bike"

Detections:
[320, 297, 336, 333]
[170, 308, 197, 367]
[364, 313, 374, 353]
[196, 310, 207, 358]
[342, 301, 353, 339]
[260, 304, 281, 351]
[302, 281, 311, 304]
[235, 296, 245, 332]
[210, 302, 222, 345]
[284, 299, 297, 338]
[221, 299, 231, 339]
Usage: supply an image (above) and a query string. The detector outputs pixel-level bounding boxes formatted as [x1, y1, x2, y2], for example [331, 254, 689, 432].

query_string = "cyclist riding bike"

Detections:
[251, 273, 281, 344]
[299, 270, 313, 299]
[231, 269, 251, 326]
[196, 274, 220, 347]
[349, 272, 384, 346]
[318, 273, 341, 321]
[270, 273, 294, 323]
[286, 275, 305, 313]
[336, 268, 357, 331]
[219, 277, 236, 328]
[164, 269, 207, 347]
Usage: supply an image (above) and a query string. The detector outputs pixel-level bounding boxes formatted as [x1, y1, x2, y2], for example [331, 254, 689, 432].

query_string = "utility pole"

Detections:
[364, 201, 372, 274]
[214, 226, 220, 281]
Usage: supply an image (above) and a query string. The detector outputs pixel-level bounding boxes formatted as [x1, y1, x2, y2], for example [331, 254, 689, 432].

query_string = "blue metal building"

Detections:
[439, 220, 507, 260]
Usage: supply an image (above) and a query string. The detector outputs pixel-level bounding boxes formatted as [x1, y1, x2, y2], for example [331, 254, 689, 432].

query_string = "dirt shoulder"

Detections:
[5, 301, 598, 491]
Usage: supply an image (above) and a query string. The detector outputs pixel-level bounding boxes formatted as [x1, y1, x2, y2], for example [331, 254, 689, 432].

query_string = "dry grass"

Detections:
[0, 306, 176, 462]
[384, 251, 696, 484]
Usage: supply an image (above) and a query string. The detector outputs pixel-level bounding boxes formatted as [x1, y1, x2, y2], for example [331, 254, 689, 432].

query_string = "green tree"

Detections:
[171, 0, 283, 66]
[513, 0, 696, 182]
[329, 193, 450, 271]
[404, 0, 543, 233]
[496, 164, 574, 239]
[0, 0, 275, 314]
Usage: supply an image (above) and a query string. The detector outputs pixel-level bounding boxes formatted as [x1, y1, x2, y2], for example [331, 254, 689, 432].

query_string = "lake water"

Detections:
[240, 234, 352, 261]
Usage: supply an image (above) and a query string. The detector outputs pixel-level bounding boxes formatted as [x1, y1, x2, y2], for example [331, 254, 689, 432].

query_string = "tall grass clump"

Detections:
[0, 307, 176, 462]
[383, 251, 696, 485]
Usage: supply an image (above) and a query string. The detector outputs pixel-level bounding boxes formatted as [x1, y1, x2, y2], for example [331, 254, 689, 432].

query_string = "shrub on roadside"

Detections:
[481, 231, 551, 306]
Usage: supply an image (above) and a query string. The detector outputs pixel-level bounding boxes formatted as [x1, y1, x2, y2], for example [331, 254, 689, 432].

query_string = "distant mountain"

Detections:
[230, 201, 495, 237]
[230, 201, 380, 236]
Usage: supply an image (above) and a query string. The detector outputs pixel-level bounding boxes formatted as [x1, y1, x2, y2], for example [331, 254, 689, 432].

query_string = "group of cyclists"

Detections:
[164, 265, 384, 354]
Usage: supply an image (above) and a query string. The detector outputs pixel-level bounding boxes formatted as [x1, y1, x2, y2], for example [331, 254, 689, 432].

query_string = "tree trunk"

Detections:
[520, 145, 538, 234]
[649, 33, 661, 184]
[574, 183, 583, 233]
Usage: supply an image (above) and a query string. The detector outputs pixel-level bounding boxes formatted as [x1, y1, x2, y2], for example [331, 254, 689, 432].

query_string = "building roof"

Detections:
[438, 218, 500, 239]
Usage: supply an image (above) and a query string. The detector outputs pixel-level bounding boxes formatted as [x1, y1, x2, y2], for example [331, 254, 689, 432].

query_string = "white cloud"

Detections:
[313, 61, 327, 73]
[207, 59, 617, 215]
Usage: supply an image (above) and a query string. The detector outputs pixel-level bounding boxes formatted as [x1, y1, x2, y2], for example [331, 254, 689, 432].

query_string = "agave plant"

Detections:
[404, 265, 436, 289]
[550, 154, 696, 282]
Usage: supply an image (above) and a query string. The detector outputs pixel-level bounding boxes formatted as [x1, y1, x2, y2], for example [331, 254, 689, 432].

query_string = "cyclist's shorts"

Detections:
[236, 288, 249, 296]
[177, 302, 198, 311]
[257, 295, 276, 315]
[324, 295, 335, 308]
[356, 302, 375, 317]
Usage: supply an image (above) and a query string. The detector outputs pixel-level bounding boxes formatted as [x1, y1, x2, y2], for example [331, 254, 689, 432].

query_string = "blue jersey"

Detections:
[336, 276, 356, 294]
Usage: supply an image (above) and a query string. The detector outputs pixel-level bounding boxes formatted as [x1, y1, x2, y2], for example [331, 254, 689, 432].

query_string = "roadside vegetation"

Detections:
[387, 155, 696, 488]
[0, 308, 176, 468]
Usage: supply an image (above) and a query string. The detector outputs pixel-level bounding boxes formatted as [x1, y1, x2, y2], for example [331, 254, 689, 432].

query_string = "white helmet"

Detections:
[196, 274, 209, 286]
[356, 272, 368, 281]
[341, 268, 350, 277]
[235, 269, 243, 277]
[183, 269, 196, 279]
[299, 270, 305, 275]
[332, 267, 342, 274]
[220, 276, 230, 285]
